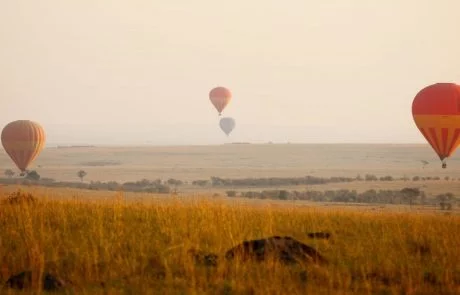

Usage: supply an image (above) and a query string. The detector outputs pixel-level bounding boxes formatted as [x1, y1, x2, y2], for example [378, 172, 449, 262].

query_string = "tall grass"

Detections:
[0, 189, 459, 294]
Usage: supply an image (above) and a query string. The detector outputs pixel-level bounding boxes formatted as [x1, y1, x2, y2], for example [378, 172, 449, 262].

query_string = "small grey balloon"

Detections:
[219, 117, 236, 136]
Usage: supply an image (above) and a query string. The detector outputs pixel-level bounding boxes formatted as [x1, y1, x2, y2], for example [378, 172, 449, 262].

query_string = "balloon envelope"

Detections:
[412, 83, 460, 163]
[209, 86, 232, 115]
[1, 120, 46, 172]
[219, 117, 236, 136]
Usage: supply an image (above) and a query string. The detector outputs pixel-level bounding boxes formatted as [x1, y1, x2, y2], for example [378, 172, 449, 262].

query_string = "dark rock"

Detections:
[225, 236, 328, 265]
[5, 271, 65, 291]
[43, 273, 66, 291]
[307, 232, 331, 239]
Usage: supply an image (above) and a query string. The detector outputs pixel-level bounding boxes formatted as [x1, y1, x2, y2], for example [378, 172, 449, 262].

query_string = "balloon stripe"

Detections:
[22, 123, 32, 169]
[16, 149, 23, 171]
[15, 149, 23, 171]
[15, 150, 24, 171]
[34, 123, 45, 164]
[420, 128, 436, 154]
[441, 128, 449, 156]
[443, 127, 455, 157]
[428, 128, 443, 159]
[8, 150, 19, 170]
[29, 125, 41, 166]
[448, 129, 460, 157]
[420, 128, 440, 159]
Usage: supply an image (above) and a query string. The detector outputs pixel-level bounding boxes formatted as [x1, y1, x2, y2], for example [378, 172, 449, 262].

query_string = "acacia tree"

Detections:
[25, 170, 40, 181]
[77, 170, 87, 182]
[167, 178, 183, 193]
[400, 187, 420, 206]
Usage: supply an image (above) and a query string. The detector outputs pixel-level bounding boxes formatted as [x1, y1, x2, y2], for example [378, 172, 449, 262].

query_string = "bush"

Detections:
[2, 190, 37, 205]
[379, 175, 393, 181]
[401, 175, 410, 181]
[25, 170, 40, 181]
[440, 202, 453, 211]
[278, 190, 290, 200]
[4, 169, 14, 178]
[192, 180, 209, 187]
[167, 179, 183, 186]
[157, 185, 171, 194]
[365, 174, 378, 181]
[226, 191, 237, 197]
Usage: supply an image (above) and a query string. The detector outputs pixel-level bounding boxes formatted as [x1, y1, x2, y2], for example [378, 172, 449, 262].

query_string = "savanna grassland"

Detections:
[0, 187, 459, 295]
[0, 144, 459, 294]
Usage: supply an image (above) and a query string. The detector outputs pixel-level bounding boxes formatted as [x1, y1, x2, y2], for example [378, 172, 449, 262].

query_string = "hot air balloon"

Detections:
[412, 83, 460, 168]
[209, 86, 232, 116]
[219, 117, 236, 136]
[1, 120, 46, 176]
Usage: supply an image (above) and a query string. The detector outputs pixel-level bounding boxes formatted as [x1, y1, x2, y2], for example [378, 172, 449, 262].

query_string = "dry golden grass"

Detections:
[0, 187, 459, 295]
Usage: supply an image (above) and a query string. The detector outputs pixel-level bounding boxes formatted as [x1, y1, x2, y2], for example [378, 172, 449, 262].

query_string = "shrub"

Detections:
[379, 175, 393, 181]
[278, 190, 290, 200]
[365, 174, 378, 181]
[25, 170, 40, 181]
[226, 191, 237, 197]
[2, 190, 37, 205]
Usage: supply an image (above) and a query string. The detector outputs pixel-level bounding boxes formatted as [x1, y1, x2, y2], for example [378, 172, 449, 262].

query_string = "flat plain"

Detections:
[1, 143, 459, 182]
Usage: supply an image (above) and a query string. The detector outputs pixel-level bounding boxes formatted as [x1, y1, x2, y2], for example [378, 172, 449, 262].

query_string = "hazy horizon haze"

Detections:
[1, 1, 460, 146]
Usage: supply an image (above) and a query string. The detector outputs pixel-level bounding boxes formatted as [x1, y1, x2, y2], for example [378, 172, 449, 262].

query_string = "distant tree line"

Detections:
[3, 169, 460, 190]
[1, 170, 459, 206]
[0, 174, 173, 194]
[225, 188, 458, 209]
[191, 174, 459, 188]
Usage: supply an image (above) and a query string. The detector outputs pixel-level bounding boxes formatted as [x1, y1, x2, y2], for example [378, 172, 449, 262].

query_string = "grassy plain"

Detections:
[0, 186, 459, 294]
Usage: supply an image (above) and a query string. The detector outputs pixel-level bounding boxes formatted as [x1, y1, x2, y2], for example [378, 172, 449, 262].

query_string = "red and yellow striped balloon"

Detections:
[1, 120, 46, 173]
[412, 83, 460, 168]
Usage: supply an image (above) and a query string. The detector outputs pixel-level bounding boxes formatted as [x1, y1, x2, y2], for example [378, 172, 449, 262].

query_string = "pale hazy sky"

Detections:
[1, 1, 459, 145]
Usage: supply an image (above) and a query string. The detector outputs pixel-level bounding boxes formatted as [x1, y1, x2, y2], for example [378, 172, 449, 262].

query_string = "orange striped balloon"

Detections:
[1, 120, 46, 173]
[209, 86, 232, 116]
[412, 83, 460, 168]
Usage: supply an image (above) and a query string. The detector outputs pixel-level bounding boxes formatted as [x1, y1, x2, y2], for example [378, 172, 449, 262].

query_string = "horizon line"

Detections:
[43, 142, 429, 148]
